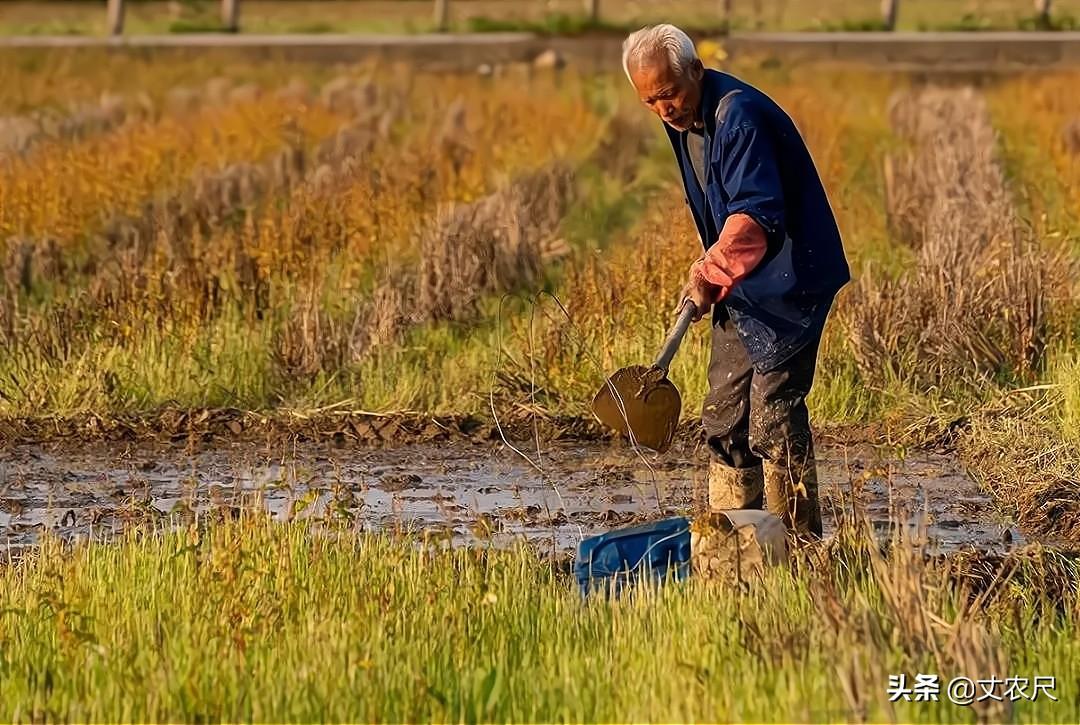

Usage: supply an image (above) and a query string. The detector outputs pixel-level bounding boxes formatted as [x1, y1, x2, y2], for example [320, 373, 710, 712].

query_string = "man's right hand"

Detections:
[675, 258, 727, 322]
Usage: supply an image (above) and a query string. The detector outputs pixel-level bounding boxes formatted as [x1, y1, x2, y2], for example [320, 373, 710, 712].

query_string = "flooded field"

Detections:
[0, 439, 1024, 554]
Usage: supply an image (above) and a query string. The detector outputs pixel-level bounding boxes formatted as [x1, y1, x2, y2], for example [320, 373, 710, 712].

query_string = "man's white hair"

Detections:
[622, 24, 698, 83]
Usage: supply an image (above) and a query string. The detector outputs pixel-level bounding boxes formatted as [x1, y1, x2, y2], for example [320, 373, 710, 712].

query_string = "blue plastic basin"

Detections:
[574, 516, 692, 597]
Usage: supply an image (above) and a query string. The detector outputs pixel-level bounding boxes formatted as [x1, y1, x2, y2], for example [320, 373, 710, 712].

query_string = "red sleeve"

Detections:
[697, 213, 768, 291]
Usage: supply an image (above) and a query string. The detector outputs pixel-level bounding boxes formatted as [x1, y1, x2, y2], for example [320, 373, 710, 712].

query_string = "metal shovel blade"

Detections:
[590, 300, 697, 454]
[591, 364, 682, 453]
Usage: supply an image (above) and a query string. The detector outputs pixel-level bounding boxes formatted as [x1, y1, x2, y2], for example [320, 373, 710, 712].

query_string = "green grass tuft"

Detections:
[0, 517, 1077, 722]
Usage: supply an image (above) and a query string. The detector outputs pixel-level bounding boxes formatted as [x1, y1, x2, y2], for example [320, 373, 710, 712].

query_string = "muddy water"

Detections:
[0, 440, 1024, 554]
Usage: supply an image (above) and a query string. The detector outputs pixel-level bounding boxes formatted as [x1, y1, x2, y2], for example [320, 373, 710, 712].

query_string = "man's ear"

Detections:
[688, 58, 705, 81]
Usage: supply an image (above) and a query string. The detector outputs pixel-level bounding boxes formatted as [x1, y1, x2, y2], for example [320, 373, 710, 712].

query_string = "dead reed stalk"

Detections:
[844, 86, 1059, 387]
[0, 90, 149, 159]
[1063, 117, 1080, 155]
[361, 163, 575, 350]
[811, 518, 1018, 723]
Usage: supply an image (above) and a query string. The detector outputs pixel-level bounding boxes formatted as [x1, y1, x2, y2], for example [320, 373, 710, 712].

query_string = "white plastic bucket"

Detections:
[690, 509, 789, 581]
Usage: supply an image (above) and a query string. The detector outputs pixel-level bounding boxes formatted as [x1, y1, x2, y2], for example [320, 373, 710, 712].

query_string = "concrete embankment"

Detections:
[2, 31, 1080, 72]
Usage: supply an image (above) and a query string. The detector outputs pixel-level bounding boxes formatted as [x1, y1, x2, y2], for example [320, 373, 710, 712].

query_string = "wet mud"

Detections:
[0, 439, 1025, 554]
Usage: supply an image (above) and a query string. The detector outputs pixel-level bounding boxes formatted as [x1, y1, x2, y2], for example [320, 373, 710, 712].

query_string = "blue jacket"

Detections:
[665, 69, 850, 372]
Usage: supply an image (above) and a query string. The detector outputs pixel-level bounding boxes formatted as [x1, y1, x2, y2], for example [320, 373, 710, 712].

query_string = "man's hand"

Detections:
[675, 258, 727, 321]
[676, 214, 768, 321]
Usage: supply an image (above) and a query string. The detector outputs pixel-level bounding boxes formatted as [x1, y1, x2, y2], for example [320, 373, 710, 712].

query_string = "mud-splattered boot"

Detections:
[762, 452, 823, 540]
[690, 509, 789, 582]
[707, 462, 764, 512]
[696, 464, 787, 582]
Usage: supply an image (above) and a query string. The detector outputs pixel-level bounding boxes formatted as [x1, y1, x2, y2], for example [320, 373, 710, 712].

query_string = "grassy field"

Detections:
[2, 49, 1080, 719]
[3, 58, 892, 419]
[1, 56, 610, 416]
[1, 56, 1078, 516]
[0, 0, 1077, 35]
[1, 516, 1078, 722]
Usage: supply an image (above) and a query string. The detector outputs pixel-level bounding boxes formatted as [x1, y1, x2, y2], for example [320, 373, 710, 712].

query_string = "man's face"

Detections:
[629, 56, 704, 132]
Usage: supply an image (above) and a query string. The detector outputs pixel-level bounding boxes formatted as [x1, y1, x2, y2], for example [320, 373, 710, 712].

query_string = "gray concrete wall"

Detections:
[723, 31, 1080, 71]
[3, 32, 1080, 72]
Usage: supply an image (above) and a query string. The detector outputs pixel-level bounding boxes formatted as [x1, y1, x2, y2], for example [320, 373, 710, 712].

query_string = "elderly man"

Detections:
[623, 25, 849, 538]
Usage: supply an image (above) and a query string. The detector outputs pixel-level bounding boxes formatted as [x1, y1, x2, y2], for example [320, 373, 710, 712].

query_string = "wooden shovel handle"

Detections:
[653, 299, 698, 372]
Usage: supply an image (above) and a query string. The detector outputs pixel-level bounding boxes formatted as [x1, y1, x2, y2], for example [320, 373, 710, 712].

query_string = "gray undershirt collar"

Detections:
[686, 126, 707, 192]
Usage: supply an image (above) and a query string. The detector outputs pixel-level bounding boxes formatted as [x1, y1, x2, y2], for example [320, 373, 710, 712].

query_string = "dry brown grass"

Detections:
[344, 107, 654, 367]
[1, 77, 390, 358]
[358, 162, 575, 353]
[845, 86, 1060, 388]
[273, 286, 355, 381]
[960, 400, 1080, 541]
[813, 514, 1079, 710]
[0, 69, 604, 400]
[988, 74, 1080, 235]
[418, 164, 574, 322]
[810, 524, 1017, 723]
[0, 91, 138, 157]
[266, 79, 610, 382]
[1064, 117, 1080, 156]
[4, 64, 1078, 564]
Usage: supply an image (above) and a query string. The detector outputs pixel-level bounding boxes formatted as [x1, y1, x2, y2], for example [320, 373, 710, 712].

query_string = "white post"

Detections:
[1034, 0, 1052, 27]
[222, 0, 240, 32]
[107, 0, 125, 35]
[881, 0, 898, 30]
[434, 0, 450, 31]
[585, 0, 600, 23]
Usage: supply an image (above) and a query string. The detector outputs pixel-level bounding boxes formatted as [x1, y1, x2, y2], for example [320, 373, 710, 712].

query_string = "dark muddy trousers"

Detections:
[702, 312, 823, 537]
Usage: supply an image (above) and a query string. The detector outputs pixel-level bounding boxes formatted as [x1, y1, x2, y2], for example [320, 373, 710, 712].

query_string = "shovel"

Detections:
[591, 299, 698, 453]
